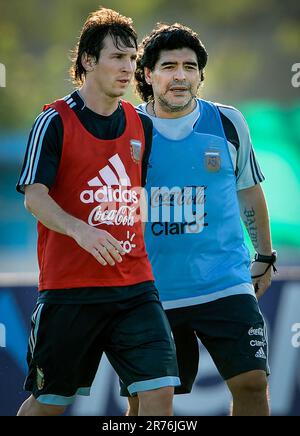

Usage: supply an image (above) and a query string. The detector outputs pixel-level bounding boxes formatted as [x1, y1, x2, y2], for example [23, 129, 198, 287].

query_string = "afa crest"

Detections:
[205, 151, 221, 172]
[130, 139, 142, 163]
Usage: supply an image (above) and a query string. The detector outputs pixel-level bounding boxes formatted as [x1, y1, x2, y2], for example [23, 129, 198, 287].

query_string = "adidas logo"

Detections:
[87, 153, 131, 187]
[80, 153, 138, 204]
[255, 347, 266, 359]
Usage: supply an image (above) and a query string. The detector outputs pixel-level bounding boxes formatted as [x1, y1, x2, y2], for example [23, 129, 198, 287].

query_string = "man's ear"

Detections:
[81, 53, 96, 72]
[144, 67, 152, 85]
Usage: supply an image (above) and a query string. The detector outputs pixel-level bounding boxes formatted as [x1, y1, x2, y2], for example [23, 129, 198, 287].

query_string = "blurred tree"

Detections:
[0, 0, 299, 130]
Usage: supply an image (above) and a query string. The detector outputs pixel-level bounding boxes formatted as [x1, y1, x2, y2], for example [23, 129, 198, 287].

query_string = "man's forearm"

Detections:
[24, 183, 124, 266]
[25, 183, 86, 240]
[238, 184, 273, 255]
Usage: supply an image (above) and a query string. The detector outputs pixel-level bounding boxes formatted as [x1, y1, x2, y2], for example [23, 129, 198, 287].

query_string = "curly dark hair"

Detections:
[70, 7, 137, 86]
[135, 23, 208, 102]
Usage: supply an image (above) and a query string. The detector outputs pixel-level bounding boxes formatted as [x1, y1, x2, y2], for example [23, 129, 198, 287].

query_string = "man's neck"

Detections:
[149, 98, 197, 119]
[78, 84, 119, 116]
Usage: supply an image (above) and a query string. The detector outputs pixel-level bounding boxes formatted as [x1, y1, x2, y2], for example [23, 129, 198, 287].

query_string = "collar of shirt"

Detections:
[140, 100, 200, 141]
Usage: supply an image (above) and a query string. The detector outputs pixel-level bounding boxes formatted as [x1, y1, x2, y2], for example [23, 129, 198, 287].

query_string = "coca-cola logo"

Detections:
[248, 327, 264, 336]
[150, 186, 206, 208]
[88, 205, 137, 227]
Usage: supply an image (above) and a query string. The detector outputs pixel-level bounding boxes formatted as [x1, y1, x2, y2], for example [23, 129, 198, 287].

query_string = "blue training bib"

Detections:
[144, 99, 254, 309]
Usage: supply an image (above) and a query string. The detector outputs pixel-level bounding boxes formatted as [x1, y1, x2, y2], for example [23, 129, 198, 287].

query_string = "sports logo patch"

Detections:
[36, 366, 45, 390]
[130, 139, 142, 163]
[205, 151, 221, 172]
[255, 347, 267, 359]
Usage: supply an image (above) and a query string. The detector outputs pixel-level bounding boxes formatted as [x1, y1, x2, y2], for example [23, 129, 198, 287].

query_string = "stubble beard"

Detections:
[157, 93, 195, 114]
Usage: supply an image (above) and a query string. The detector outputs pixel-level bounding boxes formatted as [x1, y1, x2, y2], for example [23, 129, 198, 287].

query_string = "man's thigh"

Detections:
[108, 290, 180, 396]
[168, 322, 200, 394]
[192, 294, 270, 380]
[24, 303, 107, 405]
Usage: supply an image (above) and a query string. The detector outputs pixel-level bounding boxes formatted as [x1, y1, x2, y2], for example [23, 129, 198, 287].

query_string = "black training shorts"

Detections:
[25, 286, 179, 405]
[121, 294, 269, 396]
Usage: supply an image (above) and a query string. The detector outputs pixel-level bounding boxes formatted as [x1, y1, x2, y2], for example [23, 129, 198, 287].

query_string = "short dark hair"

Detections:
[70, 8, 137, 86]
[135, 23, 208, 102]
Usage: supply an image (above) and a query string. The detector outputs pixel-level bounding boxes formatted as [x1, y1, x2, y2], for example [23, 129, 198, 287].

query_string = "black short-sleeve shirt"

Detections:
[17, 90, 153, 193]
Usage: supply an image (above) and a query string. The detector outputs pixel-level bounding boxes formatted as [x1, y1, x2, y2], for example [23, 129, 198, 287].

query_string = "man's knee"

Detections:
[126, 396, 139, 416]
[37, 403, 66, 416]
[18, 395, 66, 416]
[227, 370, 268, 396]
[139, 386, 173, 400]
[138, 386, 174, 409]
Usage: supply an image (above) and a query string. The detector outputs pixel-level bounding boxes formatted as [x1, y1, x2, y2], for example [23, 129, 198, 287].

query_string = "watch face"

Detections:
[255, 251, 277, 263]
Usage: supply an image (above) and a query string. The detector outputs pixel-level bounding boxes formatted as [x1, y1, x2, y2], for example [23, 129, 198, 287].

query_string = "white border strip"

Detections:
[0, 272, 38, 286]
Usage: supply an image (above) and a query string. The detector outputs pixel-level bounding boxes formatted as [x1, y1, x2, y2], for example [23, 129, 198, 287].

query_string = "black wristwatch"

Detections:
[252, 250, 277, 281]
[254, 250, 277, 264]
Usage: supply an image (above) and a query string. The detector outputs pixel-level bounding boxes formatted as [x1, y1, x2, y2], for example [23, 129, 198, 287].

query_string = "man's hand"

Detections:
[251, 262, 272, 299]
[24, 184, 125, 266]
[74, 224, 125, 266]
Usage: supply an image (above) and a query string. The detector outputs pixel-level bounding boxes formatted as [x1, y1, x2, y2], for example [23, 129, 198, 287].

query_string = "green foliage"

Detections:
[0, 0, 299, 129]
[240, 103, 300, 250]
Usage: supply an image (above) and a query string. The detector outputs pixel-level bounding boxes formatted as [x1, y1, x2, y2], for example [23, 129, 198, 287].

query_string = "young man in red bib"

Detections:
[16, 8, 179, 416]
